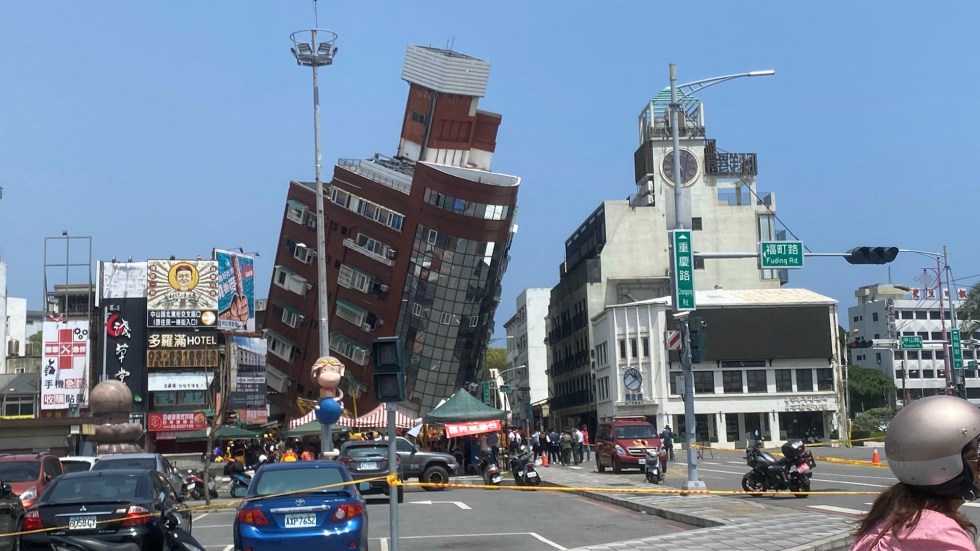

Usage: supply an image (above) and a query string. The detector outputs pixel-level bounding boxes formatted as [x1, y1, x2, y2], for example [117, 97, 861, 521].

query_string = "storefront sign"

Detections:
[146, 260, 219, 327]
[146, 349, 219, 368]
[41, 321, 89, 410]
[444, 419, 501, 437]
[784, 395, 829, 411]
[147, 411, 208, 432]
[148, 332, 219, 349]
[103, 300, 147, 407]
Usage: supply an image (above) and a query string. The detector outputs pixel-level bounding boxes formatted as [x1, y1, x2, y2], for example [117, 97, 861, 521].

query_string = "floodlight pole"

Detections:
[291, 26, 338, 458]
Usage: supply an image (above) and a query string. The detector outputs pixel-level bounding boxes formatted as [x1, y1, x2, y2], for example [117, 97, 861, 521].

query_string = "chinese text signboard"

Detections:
[147, 411, 208, 432]
[228, 336, 267, 409]
[758, 240, 804, 269]
[41, 321, 90, 411]
[444, 419, 502, 438]
[146, 349, 220, 369]
[103, 299, 147, 408]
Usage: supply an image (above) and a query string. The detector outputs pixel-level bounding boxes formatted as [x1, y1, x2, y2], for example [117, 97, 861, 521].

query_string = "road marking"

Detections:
[193, 513, 209, 523]
[809, 505, 866, 516]
[379, 538, 389, 551]
[222, 546, 233, 551]
[410, 500, 472, 510]
[529, 532, 567, 549]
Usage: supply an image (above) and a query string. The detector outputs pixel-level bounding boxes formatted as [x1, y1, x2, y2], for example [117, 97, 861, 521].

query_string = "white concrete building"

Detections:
[502, 288, 550, 430]
[0, 260, 6, 374]
[591, 288, 844, 448]
[847, 283, 976, 405]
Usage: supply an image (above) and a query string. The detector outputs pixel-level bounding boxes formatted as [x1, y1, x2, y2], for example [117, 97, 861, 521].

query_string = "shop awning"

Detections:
[175, 425, 260, 442]
[148, 371, 213, 392]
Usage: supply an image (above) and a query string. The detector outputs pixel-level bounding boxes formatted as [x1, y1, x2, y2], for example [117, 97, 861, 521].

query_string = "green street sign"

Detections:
[499, 385, 512, 394]
[671, 230, 695, 312]
[482, 381, 491, 404]
[951, 329, 963, 369]
[759, 240, 804, 269]
[901, 336, 923, 349]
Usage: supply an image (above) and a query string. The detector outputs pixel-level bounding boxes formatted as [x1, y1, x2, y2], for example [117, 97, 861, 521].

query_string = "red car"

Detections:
[0, 453, 63, 508]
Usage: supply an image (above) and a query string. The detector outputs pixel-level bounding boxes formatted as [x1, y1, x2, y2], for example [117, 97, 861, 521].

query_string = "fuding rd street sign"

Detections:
[758, 240, 804, 269]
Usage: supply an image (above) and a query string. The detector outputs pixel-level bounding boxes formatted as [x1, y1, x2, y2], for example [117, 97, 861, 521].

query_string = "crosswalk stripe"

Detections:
[809, 505, 865, 515]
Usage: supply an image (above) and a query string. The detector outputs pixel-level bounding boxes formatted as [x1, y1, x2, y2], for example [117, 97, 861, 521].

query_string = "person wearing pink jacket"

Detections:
[850, 395, 980, 551]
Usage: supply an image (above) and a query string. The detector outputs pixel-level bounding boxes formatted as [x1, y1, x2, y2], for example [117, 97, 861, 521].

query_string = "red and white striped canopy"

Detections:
[288, 403, 414, 430]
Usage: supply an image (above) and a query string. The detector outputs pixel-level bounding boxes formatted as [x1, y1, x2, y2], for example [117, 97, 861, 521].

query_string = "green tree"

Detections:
[957, 281, 980, 337]
[486, 348, 508, 373]
[852, 407, 895, 434]
[848, 365, 896, 415]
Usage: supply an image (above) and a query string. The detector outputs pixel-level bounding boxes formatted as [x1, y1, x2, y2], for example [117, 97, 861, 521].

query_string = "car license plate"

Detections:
[69, 516, 97, 530]
[491, 475, 502, 483]
[638, 458, 645, 465]
[360, 462, 377, 470]
[284, 513, 317, 528]
[797, 462, 811, 474]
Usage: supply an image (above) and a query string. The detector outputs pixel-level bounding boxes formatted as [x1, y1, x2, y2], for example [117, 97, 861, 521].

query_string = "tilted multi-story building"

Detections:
[265, 46, 520, 421]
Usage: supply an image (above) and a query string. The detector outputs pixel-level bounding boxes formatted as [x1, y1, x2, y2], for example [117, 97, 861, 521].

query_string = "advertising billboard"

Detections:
[146, 330, 220, 369]
[228, 336, 267, 410]
[102, 299, 147, 408]
[99, 261, 148, 305]
[41, 320, 90, 411]
[146, 260, 219, 328]
[214, 249, 255, 332]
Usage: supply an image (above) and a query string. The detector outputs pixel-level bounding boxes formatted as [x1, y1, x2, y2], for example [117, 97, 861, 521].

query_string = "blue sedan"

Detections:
[233, 461, 368, 551]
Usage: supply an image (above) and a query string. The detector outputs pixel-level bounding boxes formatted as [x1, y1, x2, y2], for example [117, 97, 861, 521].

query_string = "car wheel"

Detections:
[597, 456, 605, 473]
[420, 465, 449, 492]
[612, 458, 622, 474]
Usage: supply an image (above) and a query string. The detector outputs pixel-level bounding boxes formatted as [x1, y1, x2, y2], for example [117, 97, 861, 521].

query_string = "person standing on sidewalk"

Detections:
[851, 395, 980, 551]
[573, 427, 584, 465]
[548, 428, 560, 465]
[660, 425, 675, 462]
[530, 429, 542, 462]
[580, 424, 591, 462]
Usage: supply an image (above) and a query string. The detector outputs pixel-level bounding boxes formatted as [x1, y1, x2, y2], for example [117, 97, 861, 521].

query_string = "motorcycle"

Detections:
[508, 445, 540, 486]
[48, 509, 205, 551]
[479, 450, 502, 486]
[741, 437, 815, 498]
[644, 446, 666, 484]
[184, 469, 218, 500]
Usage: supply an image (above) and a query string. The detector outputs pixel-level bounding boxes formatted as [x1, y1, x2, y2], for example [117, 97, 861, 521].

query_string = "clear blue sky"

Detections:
[3, 2, 978, 330]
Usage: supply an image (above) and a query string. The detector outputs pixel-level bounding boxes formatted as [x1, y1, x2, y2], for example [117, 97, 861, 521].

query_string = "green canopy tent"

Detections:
[175, 425, 261, 442]
[423, 389, 506, 424]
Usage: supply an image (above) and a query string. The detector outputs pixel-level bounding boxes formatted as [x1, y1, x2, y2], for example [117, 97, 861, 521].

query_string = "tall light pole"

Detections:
[668, 64, 773, 492]
[290, 19, 338, 458]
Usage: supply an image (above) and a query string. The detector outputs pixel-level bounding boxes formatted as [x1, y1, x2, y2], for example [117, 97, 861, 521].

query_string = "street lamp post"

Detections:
[905, 247, 959, 395]
[667, 64, 773, 492]
[290, 25, 338, 458]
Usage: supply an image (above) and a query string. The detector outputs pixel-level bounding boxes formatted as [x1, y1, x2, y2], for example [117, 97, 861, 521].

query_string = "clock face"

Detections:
[623, 368, 643, 391]
[661, 149, 699, 187]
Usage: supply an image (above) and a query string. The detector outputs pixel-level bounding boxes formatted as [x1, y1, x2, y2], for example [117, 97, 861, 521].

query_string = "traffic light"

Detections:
[372, 337, 406, 402]
[844, 246, 899, 265]
[848, 338, 873, 349]
[689, 317, 708, 364]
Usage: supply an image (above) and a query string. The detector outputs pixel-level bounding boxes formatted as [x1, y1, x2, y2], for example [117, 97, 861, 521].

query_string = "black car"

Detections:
[338, 441, 403, 503]
[0, 479, 24, 551]
[20, 469, 192, 551]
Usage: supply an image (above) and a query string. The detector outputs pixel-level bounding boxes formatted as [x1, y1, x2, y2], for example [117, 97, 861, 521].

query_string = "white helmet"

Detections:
[886, 395, 980, 497]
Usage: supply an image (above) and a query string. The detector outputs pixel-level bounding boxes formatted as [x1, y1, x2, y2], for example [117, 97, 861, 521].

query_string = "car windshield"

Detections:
[92, 458, 156, 471]
[61, 461, 92, 474]
[615, 426, 657, 439]
[344, 446, 388, 458]
[254, 467, 347, 497]
[45, 475, 141, 503]
[0, 461, 40, 482]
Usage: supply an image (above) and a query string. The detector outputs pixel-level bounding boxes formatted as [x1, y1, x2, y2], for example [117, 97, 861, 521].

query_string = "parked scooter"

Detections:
[644, 446, 666, 484]
[508, 445, 540, 486]
[184, 469, 218, 500]
[479, 450, 502, 486]
[741, 435, 815, 498]
[224, 459, 252, 498]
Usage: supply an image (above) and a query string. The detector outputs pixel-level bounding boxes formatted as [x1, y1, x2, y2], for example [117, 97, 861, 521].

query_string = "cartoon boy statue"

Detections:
[311, 356, 345, 425]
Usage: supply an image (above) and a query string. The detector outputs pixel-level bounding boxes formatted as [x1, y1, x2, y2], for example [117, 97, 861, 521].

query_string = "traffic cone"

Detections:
[872, 448, 880, 465]
[541, 453, 549, 467]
